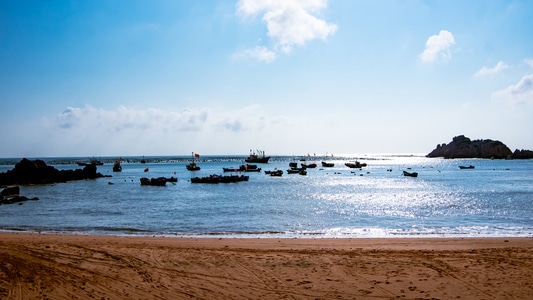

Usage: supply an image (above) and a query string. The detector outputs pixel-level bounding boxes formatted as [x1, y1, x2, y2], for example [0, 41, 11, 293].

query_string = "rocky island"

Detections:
[427, 135, 533, 159]
[0, 158, 107, 205]
[0, 158, 106, 186]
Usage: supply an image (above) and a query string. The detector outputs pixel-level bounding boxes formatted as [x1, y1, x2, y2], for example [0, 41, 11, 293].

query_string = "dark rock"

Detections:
[0, 186, 39, 205]
[512, 149, 533, 159]
[427, 135, 513, 159]
[0, 186, 19, 197]
[0, 158, 105, 186]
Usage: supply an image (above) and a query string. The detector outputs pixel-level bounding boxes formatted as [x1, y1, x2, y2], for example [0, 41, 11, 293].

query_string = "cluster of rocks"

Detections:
[0, 158, 106, 186]
[1, 186, 38, 205]
[427, 135, 533, 159]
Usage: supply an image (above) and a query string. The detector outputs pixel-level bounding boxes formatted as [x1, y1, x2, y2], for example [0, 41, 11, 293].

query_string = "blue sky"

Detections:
[1, 0, 532, 157]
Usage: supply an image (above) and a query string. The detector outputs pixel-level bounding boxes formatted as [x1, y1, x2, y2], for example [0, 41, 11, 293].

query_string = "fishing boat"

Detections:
[190, 174, 249, 184]
[345, 161, 367, 168]
[265, 170, 283, 176]
[402, 171, 418, 177]
[140, 177, 167, 186]
[459, 165, 475, 169]
[223, 164, 261, 172]
[302, 162, 317, 168]
[77, 157, 103, 166]
[286, 168, 302, 174]
[239, 164, 261, 172]
[139, 177, 178, 186]
[321, 161, 334, 167]
[245, 149, 270, 163]
[321, 153, 334, 167]
[186, 152, 201, 171]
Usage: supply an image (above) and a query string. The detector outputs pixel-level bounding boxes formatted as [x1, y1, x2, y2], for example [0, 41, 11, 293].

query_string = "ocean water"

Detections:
[1, 155, 532, 238]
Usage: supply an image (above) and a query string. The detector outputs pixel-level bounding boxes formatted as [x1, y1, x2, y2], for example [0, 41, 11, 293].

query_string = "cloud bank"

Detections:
[236, 0, 337, 62]
[419, 30, 455, 63]
[1, 105, 314, 157]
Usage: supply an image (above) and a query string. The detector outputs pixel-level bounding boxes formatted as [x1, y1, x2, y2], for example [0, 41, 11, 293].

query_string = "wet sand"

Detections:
[0, 233, 532, 299]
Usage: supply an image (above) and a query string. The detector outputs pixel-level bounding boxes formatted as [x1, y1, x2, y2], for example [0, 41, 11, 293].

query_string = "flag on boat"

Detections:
[194, 153, 200, 158]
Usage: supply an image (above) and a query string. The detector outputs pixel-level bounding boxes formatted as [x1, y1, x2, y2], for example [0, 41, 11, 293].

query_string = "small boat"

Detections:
[239, 164, 262, 172]
[302, 163, 317, 168]
[286, 168, 302, 174]
[186, 152, 201, 171]
[223, 164, 262, 172]
[186, 162, 200, 171]
[190, 174, 249, 184]
[321, 161, 334, 167]
[459, 165, 475, 169]
[265, 170, 283, 176]
[289, 162, 298, 168]
[402, 171, 418, 177]
[77, 157, 103, 166]
[321, 153, 334, 167]
[140, 177, 177, 186]
[245, 149, 270, 163]
[299, 169, 307, 176]
[140, 177, 168, 186]
[112, 158, 122, 172]
[345, 161, 367, 168]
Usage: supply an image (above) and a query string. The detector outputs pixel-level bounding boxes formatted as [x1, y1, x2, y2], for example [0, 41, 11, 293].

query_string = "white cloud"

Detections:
[474, 61, 508, 77]
[234, 46, 277, 63]
[0, 105, 301, 156]
[55, 105, 209, 132]
[418, 30, 455, 63]
[236, 0, 337, 61]
[492, 74, 533, 105]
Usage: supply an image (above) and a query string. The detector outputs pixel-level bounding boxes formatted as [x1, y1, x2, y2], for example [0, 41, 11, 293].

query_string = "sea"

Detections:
[1, 154, 532, 238]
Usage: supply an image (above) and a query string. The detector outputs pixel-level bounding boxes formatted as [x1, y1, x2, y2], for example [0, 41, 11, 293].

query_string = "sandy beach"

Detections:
[0, 233, 532, 299]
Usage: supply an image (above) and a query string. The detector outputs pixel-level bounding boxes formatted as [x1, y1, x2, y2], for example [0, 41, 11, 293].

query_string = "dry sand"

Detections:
[0, 233, 532, 299]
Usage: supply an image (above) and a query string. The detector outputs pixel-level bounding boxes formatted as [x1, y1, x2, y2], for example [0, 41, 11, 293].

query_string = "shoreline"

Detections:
[1, 233, 532, 299]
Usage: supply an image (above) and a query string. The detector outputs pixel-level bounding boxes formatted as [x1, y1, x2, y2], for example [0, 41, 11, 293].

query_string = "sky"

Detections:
[1, 0, 532, 158]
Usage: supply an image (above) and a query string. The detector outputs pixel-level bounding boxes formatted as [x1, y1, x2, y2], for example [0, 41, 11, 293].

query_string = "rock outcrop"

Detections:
[512, 149, 533, 159]
[427, 135, 513, 159]
[0, 158, 105, 186]
[0, 186, 39, 205]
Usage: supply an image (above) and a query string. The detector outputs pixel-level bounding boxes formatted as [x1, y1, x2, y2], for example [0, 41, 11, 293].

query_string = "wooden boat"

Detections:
[223, 164, 261, 172]
[286, 169, 302, 174]
[302, 163, 317, 168]
[459, 165, 475, 169]
[321, 161, 334, 167]
[77, 157, 103, 166]
[239, 164, 261, 172]
[402, 171, 418, 177]
[190, 174, 249, 184]
[186, 152, 201, 171]
[140, 177, 167, 186]
[186, 162, 200, 171]
[321, 153, 334, 167]
[245, 149, 270, 163]
[265, 170, 283, 176]
[345, 161, 367, 168]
